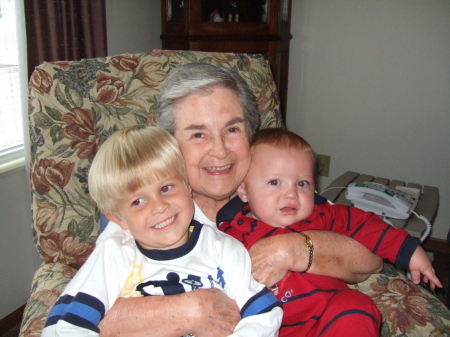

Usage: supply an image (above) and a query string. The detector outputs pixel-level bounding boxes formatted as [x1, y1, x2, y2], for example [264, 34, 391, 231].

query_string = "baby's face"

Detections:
[238, 144, 315, 228]
[110, 173, 194, 250]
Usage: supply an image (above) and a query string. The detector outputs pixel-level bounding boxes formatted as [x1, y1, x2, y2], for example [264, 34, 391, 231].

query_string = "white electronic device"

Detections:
[345, 182, 420, 219]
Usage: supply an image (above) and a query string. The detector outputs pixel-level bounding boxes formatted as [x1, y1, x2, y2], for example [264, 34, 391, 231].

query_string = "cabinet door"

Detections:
[161, 0, 187, 37]
[189, 0, 272, 37]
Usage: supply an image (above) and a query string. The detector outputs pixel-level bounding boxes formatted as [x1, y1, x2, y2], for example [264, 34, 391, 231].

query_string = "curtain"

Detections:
[25, 0, 107, 78]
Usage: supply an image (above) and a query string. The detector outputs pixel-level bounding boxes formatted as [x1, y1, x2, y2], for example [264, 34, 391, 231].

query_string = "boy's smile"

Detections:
[153, 215, 177, 229]
[107, 173, 194, 250]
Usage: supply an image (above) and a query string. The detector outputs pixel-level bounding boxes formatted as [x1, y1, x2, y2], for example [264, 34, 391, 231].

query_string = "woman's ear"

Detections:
[105, 213, 128, 230]
[237, 182, 249, 202]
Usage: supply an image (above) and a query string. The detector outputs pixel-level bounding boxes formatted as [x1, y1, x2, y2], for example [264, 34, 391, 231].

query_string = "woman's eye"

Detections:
[161, 185, 173, 193]
[298, 181, 309, 187]
[193, 133, 204, 138]
[132, 198, 143, 206]
[228, 127, 238, 133]
[269, 179, 280, 186]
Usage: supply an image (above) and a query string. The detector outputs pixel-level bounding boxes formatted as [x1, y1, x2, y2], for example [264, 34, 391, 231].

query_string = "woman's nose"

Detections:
[209, 136, 228, 159]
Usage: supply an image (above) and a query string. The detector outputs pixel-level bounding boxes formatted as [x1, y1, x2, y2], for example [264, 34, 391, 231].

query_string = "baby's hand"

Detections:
[409, 246, 443, 289]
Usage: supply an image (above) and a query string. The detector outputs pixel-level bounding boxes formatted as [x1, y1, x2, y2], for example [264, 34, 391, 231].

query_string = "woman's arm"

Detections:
[249, 231, 383, 287]
[99, 288, 240, 337]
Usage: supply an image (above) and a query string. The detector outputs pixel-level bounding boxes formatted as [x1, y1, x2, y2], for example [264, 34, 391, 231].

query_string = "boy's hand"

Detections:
[409, 246, 443, 289]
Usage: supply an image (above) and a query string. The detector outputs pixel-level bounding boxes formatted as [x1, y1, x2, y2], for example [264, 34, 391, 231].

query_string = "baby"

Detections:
[218, 127, 441, 337]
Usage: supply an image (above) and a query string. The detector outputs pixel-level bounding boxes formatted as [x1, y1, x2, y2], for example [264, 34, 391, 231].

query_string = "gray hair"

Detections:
[155, 63, 260, 140]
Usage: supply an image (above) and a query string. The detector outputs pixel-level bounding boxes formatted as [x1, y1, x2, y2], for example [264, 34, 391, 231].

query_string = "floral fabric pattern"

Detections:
[349, 262, 450, 336]
[20, 49, 450, 337]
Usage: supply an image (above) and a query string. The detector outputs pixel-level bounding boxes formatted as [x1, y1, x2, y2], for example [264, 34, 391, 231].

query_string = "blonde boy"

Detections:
[42, 125, 282, 337]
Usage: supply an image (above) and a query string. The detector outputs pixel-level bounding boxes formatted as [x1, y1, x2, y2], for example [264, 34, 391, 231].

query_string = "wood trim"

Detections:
[423, 237, 450, 253]
[0, 304, 24, 335]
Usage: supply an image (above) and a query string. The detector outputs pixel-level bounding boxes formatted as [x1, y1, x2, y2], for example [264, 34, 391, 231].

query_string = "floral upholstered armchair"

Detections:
[20, 49, 450, 336]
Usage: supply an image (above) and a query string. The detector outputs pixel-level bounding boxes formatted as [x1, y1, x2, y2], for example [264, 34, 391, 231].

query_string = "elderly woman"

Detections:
[98, 64, 382, 336]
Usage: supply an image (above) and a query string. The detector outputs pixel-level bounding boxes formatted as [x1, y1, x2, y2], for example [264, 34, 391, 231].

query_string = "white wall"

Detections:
[287, 0, 450, 240]
[0, 168, 37, 319]
[105, 0, 161, 55]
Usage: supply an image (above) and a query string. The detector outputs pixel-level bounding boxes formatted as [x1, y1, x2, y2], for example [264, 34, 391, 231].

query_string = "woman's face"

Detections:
[173, 87, 251, 203]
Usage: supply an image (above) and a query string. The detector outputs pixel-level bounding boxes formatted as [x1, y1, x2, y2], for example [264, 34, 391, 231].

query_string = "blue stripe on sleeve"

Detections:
[241, 288, 281, 318]
[372, 225, 390, 254]
[61, 313, 101, 333]
[45, 292, 105, 333]
[395, 235, 420, 268]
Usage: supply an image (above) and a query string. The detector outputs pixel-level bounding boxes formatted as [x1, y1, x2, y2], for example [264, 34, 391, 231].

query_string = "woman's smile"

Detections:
[203, 164, 233, 174]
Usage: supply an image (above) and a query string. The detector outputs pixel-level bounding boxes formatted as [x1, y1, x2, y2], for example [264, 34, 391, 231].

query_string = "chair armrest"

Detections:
[350, 261, 450, 336]
[19, 262, 77, 337]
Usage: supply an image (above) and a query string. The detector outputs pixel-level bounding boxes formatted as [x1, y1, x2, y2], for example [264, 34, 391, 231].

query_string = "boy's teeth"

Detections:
[154, 216, 175, 229]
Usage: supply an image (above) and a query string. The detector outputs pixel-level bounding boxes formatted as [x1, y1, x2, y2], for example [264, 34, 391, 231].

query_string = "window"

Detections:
[0, 0, 26, 171]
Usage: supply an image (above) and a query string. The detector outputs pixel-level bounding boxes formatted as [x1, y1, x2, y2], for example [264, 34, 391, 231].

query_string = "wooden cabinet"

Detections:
[161, 0, 292, 123]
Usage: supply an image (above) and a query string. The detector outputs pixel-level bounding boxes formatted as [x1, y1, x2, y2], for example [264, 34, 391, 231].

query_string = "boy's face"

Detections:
[238, 144, 315, 228]
[107, 173, 194, 250]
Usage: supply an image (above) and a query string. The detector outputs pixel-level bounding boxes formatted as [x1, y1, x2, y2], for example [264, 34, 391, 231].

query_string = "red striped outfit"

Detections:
[218, 195, 419, 337]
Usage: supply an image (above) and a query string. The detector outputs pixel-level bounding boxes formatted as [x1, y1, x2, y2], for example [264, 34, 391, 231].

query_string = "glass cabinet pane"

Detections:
[281, 0, 289, 22]
[201, 0, 268, 23]
[167, 0, 185, 22]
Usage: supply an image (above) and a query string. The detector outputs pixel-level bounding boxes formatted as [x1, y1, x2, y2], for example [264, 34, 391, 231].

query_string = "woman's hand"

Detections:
[249, 233, 301, 286]
[187, 288, 241, 336]
[249, 231, 383, 286]
[99, 288, 240, 337]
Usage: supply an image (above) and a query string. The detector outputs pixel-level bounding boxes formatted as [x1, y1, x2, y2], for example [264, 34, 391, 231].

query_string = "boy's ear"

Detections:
[105, 213, 128, 230]
[237, 182, 249, 202]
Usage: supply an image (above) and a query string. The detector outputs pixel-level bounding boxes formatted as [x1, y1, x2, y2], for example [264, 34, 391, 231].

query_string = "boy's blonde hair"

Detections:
[251, 127, 316, 172]
[88, 125, 188, 216]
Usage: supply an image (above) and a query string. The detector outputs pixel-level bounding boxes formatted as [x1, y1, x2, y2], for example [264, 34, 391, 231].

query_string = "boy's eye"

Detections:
[298, 181, 309, 187]
[132, 198, 143, 206]
[161, 185, 173, 192]
[269, 179, 280, 186]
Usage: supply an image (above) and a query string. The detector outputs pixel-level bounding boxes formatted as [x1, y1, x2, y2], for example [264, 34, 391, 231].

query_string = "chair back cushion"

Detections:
[29, 49, 282, 269]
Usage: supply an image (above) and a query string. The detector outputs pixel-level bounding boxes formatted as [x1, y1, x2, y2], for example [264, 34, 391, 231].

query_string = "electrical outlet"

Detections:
[316, 154, 331, 177]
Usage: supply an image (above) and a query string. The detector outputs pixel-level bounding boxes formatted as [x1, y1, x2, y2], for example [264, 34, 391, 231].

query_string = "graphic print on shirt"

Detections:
[183, 274, 204, 290]
[135, 267, 227, 296]
[121, 262, 144, 297]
